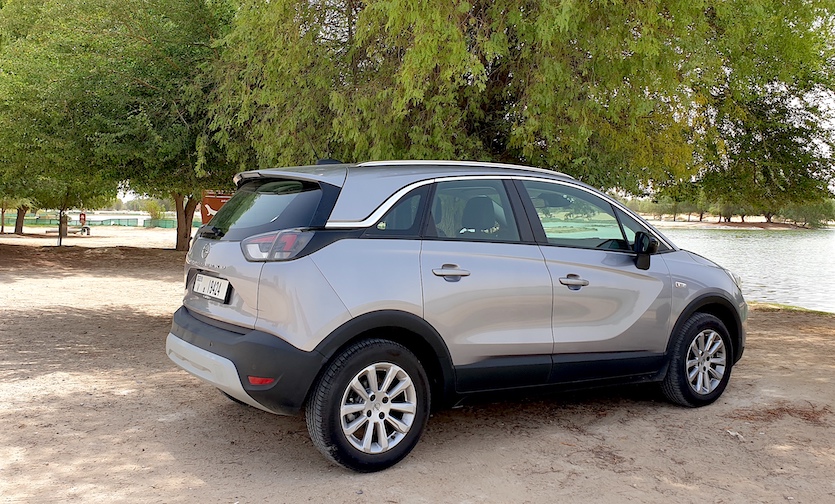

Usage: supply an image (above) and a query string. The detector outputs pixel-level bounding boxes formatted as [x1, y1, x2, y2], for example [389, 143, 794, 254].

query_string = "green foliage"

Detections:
[141, 199, 166, 220]
[206, 0, 722, 190]
[778, 200, 835, 228]
[205, 0, 835, 196]
[2, 0, 834, 239]
[0, 0, 236, 248]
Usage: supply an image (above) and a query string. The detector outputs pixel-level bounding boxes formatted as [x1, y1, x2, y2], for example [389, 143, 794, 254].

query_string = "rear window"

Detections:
[208, 179, 323, 241]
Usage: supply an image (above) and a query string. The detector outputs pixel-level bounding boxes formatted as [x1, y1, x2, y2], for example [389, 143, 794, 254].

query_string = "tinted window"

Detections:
[520, 180, 628, 250]
[209, 179, 323, 241]
[427, 179, 520, 242]
[366, 186, 427, 237]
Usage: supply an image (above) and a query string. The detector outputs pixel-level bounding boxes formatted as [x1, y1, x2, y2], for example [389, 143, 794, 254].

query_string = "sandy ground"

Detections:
[1, 227, 835, 503]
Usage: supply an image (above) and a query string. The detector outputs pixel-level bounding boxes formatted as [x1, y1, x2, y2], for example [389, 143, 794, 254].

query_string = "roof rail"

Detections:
[356, 160, 573, 179]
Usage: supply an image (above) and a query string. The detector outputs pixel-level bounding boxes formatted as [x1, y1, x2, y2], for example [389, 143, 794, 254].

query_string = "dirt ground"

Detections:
[1, 227, 834, 503]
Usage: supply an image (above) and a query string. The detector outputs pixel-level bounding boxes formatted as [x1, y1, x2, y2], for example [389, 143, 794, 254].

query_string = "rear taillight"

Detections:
[241, 229, 314, 262]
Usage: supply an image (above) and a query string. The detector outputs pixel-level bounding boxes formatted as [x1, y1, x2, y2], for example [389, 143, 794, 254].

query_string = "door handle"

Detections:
[432, 264, 471, 280]
[559, 274, 589, 290]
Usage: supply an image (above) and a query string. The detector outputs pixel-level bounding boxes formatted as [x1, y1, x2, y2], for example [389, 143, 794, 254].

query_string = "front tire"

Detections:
[662, 313, 733, 407]
[305, 339, 430, 472]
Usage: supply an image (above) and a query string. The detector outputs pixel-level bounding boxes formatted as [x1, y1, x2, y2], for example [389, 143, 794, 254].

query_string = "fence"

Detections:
[2, 215, 201, 228]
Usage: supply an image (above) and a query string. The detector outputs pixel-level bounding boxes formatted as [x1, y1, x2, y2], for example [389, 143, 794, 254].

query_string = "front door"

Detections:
[515, 179, 673, 379]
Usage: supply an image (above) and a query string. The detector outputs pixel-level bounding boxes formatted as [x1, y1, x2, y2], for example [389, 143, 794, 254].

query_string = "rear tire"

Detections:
[305, 339, 430, 472]
[662, 313, 733, 407]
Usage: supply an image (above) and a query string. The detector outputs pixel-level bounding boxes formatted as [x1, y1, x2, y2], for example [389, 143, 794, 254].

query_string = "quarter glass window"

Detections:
[367, 186, 427, 237]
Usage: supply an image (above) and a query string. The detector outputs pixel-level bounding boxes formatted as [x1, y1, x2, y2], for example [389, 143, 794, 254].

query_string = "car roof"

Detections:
[235, 160, 577, 225]
[234, 160, 574, 188]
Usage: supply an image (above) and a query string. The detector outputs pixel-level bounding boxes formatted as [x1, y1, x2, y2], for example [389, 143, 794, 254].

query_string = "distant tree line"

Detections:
[1, 0, 834, 249]
[621, 194, 835, 228]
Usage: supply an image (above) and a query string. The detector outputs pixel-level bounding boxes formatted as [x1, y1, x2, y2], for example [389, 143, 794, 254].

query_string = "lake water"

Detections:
[660, 227, 835, 313]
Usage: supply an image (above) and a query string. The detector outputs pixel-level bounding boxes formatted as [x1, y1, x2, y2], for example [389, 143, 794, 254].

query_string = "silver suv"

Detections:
[166, 160, 746, 472]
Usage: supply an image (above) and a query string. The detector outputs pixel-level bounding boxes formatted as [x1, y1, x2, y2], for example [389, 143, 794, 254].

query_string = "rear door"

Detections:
[514, 179, 673, 380]
[419, 178, 553, 392]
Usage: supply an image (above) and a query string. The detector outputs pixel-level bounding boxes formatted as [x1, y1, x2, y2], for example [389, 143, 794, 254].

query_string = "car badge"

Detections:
[201, 243, 211, 260]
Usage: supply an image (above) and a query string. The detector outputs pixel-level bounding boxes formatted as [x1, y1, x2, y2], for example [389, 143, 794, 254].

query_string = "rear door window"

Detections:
[426, 179, 521, 242]
[208, 179, 324, 241]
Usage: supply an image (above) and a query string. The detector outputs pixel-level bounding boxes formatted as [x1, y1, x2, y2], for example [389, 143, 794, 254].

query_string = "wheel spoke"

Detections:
[387, 376, 412, 398]
[389, 401, 416, 415]
[379, 366, 397, 395]
[344, 415, 369, 436]
[688, 366, 699, 382]
[704, 332, 716, 352]
[364, 366, 379, 394]
[361, 420, 375, 451]
[375, 421, 389, 451]
[350, 377, 370, 401]
[341, 402, 366, 417]
[385, 415, 410, 434]
[707, 366, 723, 381]
[702, 370, 712, 393]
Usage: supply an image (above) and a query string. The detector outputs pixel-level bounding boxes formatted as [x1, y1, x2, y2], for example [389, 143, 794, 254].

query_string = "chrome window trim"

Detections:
[324, 173, 676, 251]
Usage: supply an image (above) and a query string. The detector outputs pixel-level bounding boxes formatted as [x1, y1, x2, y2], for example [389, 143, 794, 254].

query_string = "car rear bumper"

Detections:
[166, 306, 327, 415]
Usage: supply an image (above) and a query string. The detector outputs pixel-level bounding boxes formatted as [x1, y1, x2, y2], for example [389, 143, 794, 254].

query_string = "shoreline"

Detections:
[644, 216, 831, 231]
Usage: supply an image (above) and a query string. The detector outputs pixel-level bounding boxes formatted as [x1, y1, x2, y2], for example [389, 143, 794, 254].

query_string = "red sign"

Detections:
[200, 190, 233, 224]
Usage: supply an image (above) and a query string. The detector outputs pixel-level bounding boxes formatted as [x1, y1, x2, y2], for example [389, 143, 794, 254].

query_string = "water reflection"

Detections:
[661, 227, 835, 313]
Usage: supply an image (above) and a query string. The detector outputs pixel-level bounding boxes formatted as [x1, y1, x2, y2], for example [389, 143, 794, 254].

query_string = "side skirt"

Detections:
[454, 352, 668, 395]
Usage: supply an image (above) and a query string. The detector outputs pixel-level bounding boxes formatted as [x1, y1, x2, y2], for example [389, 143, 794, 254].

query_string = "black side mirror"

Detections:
[633, 231, 659, 270]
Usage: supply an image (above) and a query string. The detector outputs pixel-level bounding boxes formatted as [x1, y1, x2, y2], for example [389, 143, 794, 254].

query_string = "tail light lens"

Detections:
[241, 229, 314, 262]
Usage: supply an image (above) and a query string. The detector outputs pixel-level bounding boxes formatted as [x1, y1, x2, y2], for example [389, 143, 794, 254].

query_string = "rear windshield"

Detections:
[208, 179, 323, 241]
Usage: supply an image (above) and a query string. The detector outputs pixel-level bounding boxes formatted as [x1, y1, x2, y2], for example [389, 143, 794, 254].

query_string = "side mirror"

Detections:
[633, 231, 658, 270]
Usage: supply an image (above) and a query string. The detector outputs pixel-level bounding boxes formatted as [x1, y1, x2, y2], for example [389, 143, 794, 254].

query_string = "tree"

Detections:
[690, 1, 835, 218]
[207, 0, 738, 192]
[0, 0, 235, 250]
[779, 199, 835, 228]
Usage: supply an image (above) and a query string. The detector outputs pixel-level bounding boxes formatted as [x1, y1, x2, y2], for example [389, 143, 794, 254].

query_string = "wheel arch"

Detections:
[311, 310, 456, 409]
[669, 294, 744, 363]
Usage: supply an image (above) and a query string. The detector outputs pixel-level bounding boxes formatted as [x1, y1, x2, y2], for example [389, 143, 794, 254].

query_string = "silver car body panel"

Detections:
[255, 256, 353, 352]
[541, 246, 673, 354]
[308, 239, 423, 318]
[420, 241, 553, 365]
[183, 236, 264, 328]
[663, 250, 748, 333]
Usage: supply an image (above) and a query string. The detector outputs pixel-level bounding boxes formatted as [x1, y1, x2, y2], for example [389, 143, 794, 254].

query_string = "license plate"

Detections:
[192, 273, 230, 303]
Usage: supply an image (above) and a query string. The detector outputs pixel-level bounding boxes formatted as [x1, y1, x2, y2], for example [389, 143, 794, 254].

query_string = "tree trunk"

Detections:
[764, 212, 774, 223]
[58, 209, 68, 246]
[14, 205, 28, 235]
[173, 193, 199, 251]
[1, 207, 5, 234]
[740, 214, 746, 223]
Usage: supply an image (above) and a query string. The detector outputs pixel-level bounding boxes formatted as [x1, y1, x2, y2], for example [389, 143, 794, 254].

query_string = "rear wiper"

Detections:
[198, 225, 225, 239]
